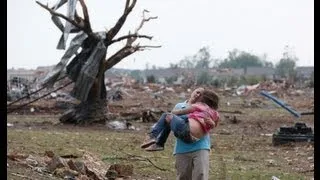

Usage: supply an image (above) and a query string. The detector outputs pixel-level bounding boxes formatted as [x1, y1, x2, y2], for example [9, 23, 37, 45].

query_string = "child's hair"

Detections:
[200, 89, 219, 110]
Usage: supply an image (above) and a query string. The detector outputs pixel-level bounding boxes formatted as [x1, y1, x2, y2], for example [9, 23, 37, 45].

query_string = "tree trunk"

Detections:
[60, 62, 108, 125]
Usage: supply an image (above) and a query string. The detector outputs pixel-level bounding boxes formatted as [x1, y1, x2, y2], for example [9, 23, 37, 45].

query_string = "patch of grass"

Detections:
[7, 115, 313, 179]
[7, 125, 177, 179]
[7, 114, 60, 122]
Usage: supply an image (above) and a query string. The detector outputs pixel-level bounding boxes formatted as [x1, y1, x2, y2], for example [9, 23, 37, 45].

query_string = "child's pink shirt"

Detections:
[188, 102, 220, 133]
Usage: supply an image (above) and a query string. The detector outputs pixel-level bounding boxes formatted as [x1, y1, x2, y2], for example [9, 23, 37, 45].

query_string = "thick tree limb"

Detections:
[36, 1, 93, 36]
[106, 0, 137, 41]
[103, 46, 139, 70]
[103, 43, 160, 71]
[79, 0, 92, 32]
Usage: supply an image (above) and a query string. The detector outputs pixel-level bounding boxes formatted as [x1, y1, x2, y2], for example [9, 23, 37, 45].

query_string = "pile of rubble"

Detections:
[7, 78, 314, 122]
[7, 151, 134, 180]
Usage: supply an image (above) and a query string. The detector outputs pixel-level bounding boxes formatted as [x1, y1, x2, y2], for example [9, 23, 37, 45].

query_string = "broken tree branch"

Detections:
[109, 141, 168, 171]
[106, 0, 137, 41]
[125, 10, 158, 45]
[103, 5, 160, 71]
[135, 10, 158, 33]
[123, 151, 168, 171]
[36, 1, 93, 36]
[137, 45, 162, 49]
[108, 34, 153, 45]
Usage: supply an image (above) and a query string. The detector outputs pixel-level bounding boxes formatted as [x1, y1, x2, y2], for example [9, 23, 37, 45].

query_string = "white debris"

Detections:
[271, 176, 280, 180]
[50, 92, 57, 98]
[107, 121, 126, 130]
[165, 87, 175, 92]
[7, 123, 14, 127]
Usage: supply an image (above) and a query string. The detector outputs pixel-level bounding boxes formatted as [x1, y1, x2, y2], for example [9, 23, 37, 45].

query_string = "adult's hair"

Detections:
[201, 89, 219, 110]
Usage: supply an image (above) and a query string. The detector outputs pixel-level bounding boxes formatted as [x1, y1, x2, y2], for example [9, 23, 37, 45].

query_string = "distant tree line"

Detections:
[131, 45, 313, 87]
[153, 45, 299, 80]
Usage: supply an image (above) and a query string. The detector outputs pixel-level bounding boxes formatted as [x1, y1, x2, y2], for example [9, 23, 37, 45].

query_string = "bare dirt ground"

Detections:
[7, 84, 314, 180]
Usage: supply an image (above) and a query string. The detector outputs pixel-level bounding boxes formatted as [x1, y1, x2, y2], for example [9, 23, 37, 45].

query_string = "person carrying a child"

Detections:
[141, 89, 220, 151]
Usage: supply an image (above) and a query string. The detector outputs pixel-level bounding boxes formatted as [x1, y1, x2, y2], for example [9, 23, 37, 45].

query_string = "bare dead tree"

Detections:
[36, 0, 160, 124]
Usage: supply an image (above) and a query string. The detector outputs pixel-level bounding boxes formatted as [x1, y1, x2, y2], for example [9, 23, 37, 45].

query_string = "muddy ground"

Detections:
[7, 84, 314, 180]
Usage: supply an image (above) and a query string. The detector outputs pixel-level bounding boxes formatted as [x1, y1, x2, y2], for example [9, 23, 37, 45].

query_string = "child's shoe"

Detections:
[140, 135, 156, 148]
[145, 144, 164, 151]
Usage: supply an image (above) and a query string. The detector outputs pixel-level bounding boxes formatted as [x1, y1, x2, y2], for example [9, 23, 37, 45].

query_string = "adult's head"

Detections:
[188, 87, 204, 104]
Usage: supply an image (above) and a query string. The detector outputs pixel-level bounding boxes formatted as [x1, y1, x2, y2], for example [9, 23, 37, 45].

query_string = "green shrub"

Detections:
[146, 75, 156, 83]
[165, 76, 178, 84]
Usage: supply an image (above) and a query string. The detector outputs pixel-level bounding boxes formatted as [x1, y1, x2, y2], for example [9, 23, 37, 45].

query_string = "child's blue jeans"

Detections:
[149, 113, 195, 147]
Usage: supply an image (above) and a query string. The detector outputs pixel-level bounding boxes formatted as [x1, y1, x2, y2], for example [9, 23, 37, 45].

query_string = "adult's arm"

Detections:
[171, 106, 195, 115]
[172, 101, 188, 111]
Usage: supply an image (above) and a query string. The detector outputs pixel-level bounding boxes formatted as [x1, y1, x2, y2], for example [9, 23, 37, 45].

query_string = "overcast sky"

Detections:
[7, 0, 314, 70]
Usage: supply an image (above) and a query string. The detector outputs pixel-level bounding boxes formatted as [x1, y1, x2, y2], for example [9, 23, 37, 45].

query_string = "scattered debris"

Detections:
[272, 122, 314, 146]
[53, 167, 79, 178]
[105, 164, 133, 179]
[236, 83, 260, 96]
[8, 151, 112, 180]
[47, 155, 69, 172]
[6, 67, 314, 179]
[107, 89, 123, 101]
[224, 115, 240, 124]
[271, 176, 280, 180]
[107, 121, 128, 130]
[265, 159, 276, 167]
[142, 110, 157, 122]
[7, 152, 29, 161]
[7, 123, 14, 127]
[106, 120, 136, 130]
[10, 173, 33, 180]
